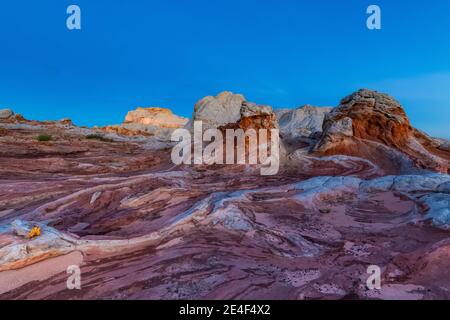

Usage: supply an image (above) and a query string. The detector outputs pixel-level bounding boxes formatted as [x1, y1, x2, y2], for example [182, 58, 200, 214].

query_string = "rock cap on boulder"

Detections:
[124, 107, 188, 129]
[313, 89, 449, 174]
[189, 91, 246, 129]
[0, 109, 14, 119]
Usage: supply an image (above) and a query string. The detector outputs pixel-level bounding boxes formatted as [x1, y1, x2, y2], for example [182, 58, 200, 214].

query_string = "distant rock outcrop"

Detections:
[187, 91, 245, 130]
[313, 89, 449, 174]
[101, 107, 188, 140]
[124, 107, 188, 128]
[0, 108, 31, 127]
[0, 109, 14, 119]
[0, 108, 26, 123]
[187, 92, 279, 132]
[58, 118, 74, 126]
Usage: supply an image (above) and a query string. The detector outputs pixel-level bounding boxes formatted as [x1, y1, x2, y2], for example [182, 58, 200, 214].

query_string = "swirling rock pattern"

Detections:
[0, 91, 449, 300]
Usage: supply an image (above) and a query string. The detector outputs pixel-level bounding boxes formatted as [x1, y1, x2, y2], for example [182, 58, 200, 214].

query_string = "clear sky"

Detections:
[0, 0, 449, 138]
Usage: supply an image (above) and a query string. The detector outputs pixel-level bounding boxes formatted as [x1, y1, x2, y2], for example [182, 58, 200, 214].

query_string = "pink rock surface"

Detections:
[0, 92, 449, 300]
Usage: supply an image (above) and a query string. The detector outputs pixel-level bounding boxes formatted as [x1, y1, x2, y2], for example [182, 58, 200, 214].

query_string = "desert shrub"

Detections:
[85, 134, 114, 142]
[27, 226, 41, 239]
[36, 134, 52, 142]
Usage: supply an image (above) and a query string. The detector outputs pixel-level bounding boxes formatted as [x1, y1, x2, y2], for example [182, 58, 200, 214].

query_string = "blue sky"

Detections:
[0, 0, 449, 137]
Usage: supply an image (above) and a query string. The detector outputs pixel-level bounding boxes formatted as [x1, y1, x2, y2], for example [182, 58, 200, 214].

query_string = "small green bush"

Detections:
[37, 134, 52, 142]
[85, 134, 114, 143]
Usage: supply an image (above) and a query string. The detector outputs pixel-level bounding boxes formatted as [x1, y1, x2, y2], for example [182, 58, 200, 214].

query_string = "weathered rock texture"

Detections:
[0, 109, 14, 119]
[226, 101, 279, 131]
[101, 107, 188, 140]
[124, 107, 188, 128]
[187, 91, 246, 129]
[314, 89, 449, 174]
[0, 109, 27, 124]
[188, 92, 279, 133]
[0, 90, 449, 300]
[278, 105, 332, 140]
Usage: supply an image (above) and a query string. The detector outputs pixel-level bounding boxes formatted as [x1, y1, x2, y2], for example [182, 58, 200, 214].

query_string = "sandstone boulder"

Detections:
[313, 89, 449, 174]
[235, 102, 279, 131]
[241, 102, 273, 118]
[217, 100, 280, 154]
[317, 89, 410, 150]
[0, 108, 14, 119]
[187, 91, 245, 129]
[58, 118, 74, 126]
[125, 107, 188, 128]
[100, 107, 188, 140]
[187, 92, 279, 131]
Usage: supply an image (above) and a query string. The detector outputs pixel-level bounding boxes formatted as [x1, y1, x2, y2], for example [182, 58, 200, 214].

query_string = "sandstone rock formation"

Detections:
[313, 89, 449, 174]
[218, 101, 281, 167]
[187, 92, 279, 133]
[0, 109, 27, 124]
[1, 154, 449, 298]
[277, 105, 332, 140]
[0, 90, 449, 300]
[231, 101, 278, 130]
[58, 118, 74, 126]
[436, 138, 450, 152]
[100, 125, 152, 137]
[187, 91, 245, 129]
[101, 107, 188, 140]
[0, 109, 14, 119]
[125, 107, 188, 128]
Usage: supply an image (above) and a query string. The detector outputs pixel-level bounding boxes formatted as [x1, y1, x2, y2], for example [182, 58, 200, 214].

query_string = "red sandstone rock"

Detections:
[98, 107, 188, 138]
[313, 89, 449, 174]
[0, 92, 449, 300]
